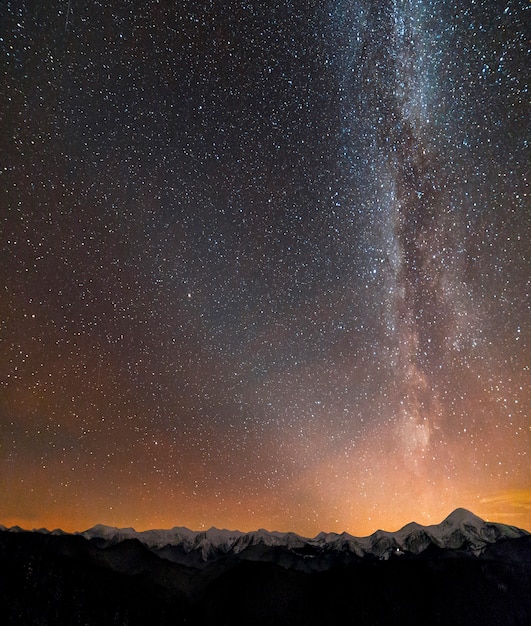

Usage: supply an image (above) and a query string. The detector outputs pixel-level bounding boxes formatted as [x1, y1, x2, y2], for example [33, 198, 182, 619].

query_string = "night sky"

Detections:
[1, 0, 529, 536]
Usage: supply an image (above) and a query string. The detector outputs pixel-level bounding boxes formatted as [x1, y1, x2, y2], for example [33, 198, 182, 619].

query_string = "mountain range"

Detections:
[1, 509, 530, 625]
[75, 507, 529, 566]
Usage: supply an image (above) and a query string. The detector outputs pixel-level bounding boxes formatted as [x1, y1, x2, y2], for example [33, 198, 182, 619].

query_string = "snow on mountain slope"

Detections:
[80, 525, 246, 560]
[362, 508, 529, 558]
[420, 508, 527, 554]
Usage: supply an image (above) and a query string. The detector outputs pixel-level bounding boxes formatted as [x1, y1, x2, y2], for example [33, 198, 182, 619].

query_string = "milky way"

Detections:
[1, 0, 529, 535]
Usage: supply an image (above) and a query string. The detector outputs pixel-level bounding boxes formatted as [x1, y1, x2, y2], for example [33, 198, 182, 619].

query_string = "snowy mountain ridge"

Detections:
[4, 509, 527, 564]
[71, 508, 530, 560]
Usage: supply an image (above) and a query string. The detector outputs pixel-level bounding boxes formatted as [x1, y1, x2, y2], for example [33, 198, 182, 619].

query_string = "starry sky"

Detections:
[1, 0, 530, 536]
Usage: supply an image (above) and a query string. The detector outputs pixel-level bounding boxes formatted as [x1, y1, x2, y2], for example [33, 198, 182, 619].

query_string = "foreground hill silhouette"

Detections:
[1, 509, 530, 625]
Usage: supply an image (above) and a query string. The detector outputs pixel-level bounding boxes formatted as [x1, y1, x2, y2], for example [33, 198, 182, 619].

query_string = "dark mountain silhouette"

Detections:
[1, 510, 530, 625]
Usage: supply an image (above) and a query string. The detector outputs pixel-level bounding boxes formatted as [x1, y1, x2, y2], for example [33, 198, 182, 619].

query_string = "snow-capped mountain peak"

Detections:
[440, 507, 485, 527]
